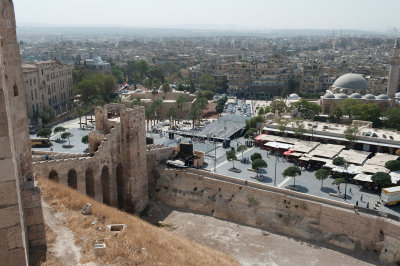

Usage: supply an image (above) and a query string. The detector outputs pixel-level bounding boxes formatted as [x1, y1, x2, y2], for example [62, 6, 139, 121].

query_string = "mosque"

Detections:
[320, 39, 400, 114]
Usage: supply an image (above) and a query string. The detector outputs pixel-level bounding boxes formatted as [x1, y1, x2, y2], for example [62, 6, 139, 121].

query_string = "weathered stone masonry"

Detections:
[155, 168, 400, 264]
[0, 1, 46, 265]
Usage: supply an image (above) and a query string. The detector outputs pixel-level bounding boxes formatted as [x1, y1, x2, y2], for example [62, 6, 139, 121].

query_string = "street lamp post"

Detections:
[274, 151, 278, 186]
[214, 135, 217, 172]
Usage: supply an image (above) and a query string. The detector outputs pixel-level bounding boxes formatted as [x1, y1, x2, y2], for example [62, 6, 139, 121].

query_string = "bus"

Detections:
[30, 138, 52, 148]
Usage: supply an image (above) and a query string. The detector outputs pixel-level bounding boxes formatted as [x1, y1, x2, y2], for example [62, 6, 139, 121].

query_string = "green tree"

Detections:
[130, 97, 141, 107]
[167, 105, 177, 127]
[333, 157, 345, 166]
[216, 104, 224, 115]
[270, 100, 287, 114]
[252, 159, 267, 172]
[344, 124, 360, 149]
[201, 90, 215, 100]
[384, 108, 400, 130]
[199, 74, 216, 91]
[175, 95, 185, 122]
[145, 106, 155, 130]
[275, 117, 289, 136]
[250, 153, 262, 161]
[293, 119, 306, 140]
[371, 172, 392, 188]
[152, 99, 163, 122]
[332, 178, 345, 185]
[81, 135, 89, 144]
[385, 160, 400, 171]
[282, 166, 302, 187]
[329, 107, 343, 123]
[36, 128, 51, 139]
[53, 126, 66, 134]
[245, 115, 265, 129]
[107, 58, 124, 83]
[162, 83, 170, 94]
[237, 145, 247, 159]
[315, 169, 329, 188]
[61, 132, 73, 146]
[293, 99, 321, 120]
[258, 107, 265, 116]
[226, 150, 237, 169]
[189, 104, 202, 128]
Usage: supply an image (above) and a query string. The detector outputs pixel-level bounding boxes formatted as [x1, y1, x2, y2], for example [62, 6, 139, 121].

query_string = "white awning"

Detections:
[264, 142, 293, 150]
[354, 173, 373, 182]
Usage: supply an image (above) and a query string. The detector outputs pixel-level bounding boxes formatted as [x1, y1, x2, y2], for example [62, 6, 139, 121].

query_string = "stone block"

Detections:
[0, 112, 9, 137]
[94, 243, 106, 256]
[7, 225, 23, 249]
[0, 228, 8, 255]
[25, 212, 44, 226]
[0, 205, 20, 228]
[0, 136, 11, 158]
[0, 158, 18, 182]
[0, 180, 18, 205]
[27, 224, 46, 241]
[6, 247, 27, 266]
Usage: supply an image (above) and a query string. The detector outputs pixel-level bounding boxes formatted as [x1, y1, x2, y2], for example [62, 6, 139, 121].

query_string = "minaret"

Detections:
[387, 38, 400, 98]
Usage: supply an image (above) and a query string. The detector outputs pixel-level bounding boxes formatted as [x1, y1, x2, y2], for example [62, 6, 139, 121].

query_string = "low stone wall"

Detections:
[32, 151, 89, 162]
[146, 146, 176, 198]
[155, 168, 400, 264]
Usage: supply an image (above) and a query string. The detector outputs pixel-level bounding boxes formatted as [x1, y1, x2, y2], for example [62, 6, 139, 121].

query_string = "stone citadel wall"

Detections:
[0, 0, 46, 264]
[33, 104, 168, 214]
[155, 168, 400, 264]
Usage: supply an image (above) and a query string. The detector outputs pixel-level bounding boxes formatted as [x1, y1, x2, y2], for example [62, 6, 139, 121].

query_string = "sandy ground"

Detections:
[155, 207, 382, 266]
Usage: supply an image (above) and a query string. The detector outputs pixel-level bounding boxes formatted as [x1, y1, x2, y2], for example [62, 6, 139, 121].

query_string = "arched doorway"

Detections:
[67, 169, 77, 189]
[48, 170, 59, 182]
[101, 166, 111, 205]
[116, 164, 124, 209]
[85, 168, 95, 198]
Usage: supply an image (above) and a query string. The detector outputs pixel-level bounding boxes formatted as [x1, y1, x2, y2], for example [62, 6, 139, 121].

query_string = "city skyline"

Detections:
[13, 0, 400, 32]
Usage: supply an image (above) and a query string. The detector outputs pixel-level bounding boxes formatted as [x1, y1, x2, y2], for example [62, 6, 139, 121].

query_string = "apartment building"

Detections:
[22, 60, 73, 120]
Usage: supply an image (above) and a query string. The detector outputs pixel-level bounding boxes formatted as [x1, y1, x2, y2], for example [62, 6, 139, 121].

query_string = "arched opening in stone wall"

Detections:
[85, 168, 95, 198]
[116, 164, 124, 209]
[101, 166, 111, 205]
[67, 169, 77, 189]
[48, 170, 59, 182]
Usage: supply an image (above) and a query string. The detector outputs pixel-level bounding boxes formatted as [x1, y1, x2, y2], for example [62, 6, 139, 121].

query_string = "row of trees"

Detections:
[329, 98, 400, 130]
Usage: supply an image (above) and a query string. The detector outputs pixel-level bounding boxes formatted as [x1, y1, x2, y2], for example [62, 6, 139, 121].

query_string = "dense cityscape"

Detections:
[3, 0, 400, 265]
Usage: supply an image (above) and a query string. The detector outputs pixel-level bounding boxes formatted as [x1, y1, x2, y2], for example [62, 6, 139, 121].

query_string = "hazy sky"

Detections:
[13, 0, 400, 31]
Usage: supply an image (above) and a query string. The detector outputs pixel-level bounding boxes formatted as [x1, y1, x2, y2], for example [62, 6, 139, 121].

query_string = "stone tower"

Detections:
[91, 104, 148, 213]
[0, 0, 46, 265]
[387, 38, 400, 98]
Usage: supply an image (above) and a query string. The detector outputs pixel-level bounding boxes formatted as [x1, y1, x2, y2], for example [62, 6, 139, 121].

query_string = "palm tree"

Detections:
[176, 95, 185, 122]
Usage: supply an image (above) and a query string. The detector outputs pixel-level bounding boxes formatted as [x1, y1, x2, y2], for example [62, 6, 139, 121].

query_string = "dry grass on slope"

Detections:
[38, 177, 239, 266]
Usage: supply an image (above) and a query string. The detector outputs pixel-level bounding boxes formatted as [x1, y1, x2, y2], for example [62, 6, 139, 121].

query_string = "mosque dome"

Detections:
[363, 94, 376, 100]
[288, 93, 300, 99]
[323, 93, 335, 99]
[134, 89, 143, 93]
[377, 94, 390, 100]
[332, 73, 369, 94]
[335, 93, 348, 99]
[350, 93, 362, 99]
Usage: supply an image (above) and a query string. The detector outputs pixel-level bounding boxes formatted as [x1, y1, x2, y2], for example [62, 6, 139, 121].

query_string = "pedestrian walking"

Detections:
[337, 185, 340, 193]
[349, 187, 352, 194]
[50, 147, 53, 152]
[356, 201, 359, 206]
[360, 194, 364, 202]
[367, 202, 370, 208]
